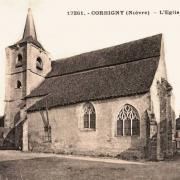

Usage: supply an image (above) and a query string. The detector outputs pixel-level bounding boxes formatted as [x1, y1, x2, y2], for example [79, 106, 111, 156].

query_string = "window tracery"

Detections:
[117, 104, 140, 136]
[83, 102, 96, 129]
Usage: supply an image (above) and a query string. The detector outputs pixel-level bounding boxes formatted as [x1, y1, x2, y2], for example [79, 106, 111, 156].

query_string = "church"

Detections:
[1, 9, 176, 160]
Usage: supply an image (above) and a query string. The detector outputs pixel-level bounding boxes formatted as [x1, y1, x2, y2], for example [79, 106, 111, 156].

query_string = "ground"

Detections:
[0, 151, 179, 180]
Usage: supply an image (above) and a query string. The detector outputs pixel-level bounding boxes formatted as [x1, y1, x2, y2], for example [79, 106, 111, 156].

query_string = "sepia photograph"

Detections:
[0, 0, 180, 179]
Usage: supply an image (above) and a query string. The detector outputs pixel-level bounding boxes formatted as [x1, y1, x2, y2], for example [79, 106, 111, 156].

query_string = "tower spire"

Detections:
[23, 8, 37, 40]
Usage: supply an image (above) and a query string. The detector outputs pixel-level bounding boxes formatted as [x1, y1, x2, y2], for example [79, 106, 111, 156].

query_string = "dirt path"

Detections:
[0, 150, 179, 180]
[0, 150, 144, 165]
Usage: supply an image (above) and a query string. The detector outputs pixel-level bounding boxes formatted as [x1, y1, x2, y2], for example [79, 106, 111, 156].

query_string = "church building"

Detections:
[2, 9, 176, 160]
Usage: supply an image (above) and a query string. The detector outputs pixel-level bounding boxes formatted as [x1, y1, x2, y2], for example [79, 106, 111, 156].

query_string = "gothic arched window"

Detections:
[83, 102, 96, 129]
[17, 80, 22, 89]
[117, 104, 140, 136]
[36, 57, 43, 70]
[16, 54, 23, 67]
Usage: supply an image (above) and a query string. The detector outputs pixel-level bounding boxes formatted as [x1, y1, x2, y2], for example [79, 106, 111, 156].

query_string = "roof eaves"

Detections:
[27, 90, 150, 113]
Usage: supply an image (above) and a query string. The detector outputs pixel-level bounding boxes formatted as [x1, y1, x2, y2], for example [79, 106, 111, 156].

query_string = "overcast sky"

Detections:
[0, 0, 180, 116]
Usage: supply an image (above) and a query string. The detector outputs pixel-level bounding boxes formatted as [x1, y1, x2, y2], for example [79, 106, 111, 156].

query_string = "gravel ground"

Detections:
[0, 151, 179, 180]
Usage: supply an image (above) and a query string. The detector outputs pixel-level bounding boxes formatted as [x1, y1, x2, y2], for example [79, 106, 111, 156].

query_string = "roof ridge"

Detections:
[46, 55, 160, 78]
[52, 34, 162, 63]
[47, 34, 162, 78]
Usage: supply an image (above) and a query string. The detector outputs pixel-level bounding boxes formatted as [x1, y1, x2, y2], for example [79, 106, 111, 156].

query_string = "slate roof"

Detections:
[27, 34, 162, 112]
[47, 34, 162, 77]
[9, 8, 45, 50]
[16, 36, 45, 50]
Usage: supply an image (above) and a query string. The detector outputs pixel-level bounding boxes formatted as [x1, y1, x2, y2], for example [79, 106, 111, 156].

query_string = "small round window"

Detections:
[36, 57, 43, 70]
[16, 54, 23, 68]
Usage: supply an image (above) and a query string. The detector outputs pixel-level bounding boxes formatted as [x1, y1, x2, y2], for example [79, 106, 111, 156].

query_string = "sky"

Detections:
[0, 0, 180, 116]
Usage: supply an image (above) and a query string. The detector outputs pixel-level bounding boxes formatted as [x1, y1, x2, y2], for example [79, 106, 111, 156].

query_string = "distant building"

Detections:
[1, 9, 176, 160]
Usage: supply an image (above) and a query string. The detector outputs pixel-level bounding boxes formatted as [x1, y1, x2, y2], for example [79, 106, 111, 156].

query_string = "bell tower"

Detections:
[4, 8, 51, 128]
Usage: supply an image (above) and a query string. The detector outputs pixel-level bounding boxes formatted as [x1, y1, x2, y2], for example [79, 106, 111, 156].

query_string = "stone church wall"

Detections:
[4, 46, 27, 128]
[27, 93, 150, 158]
[26, 44, 51, 95]
[149, 38, 175, 159]
[4, 42, 51, 128]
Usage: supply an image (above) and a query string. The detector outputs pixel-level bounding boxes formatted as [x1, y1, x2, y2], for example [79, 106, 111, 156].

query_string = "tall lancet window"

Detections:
[117, 104, 140, 136]
[83, 102, 96, 129]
